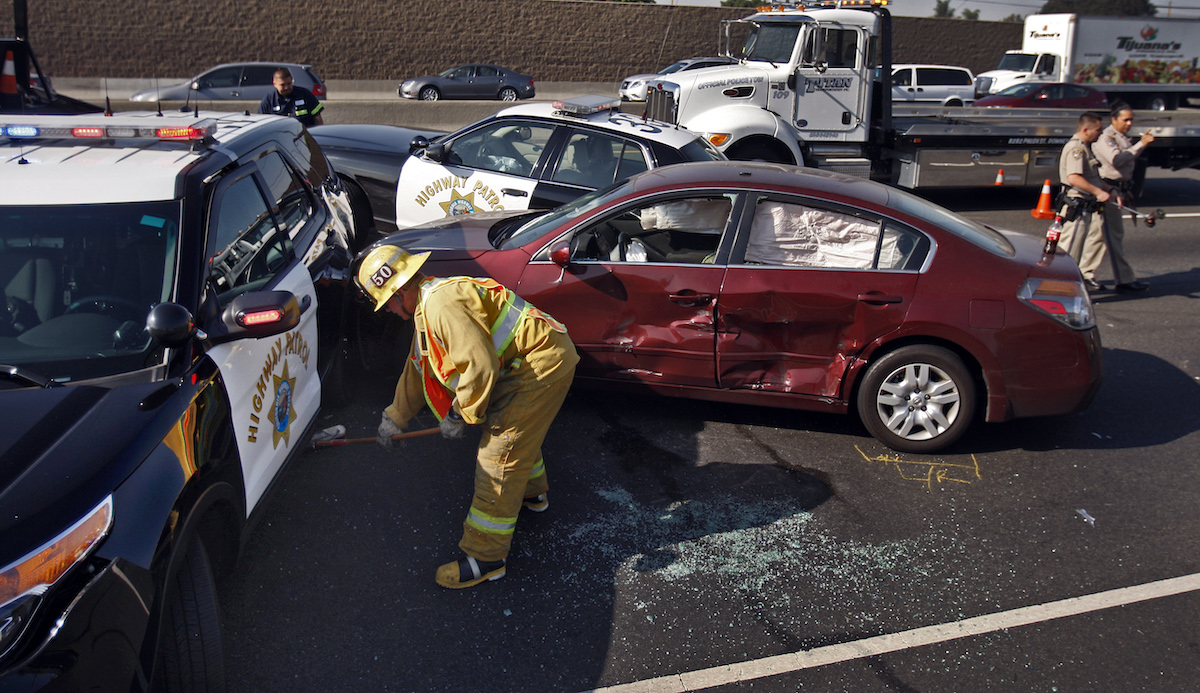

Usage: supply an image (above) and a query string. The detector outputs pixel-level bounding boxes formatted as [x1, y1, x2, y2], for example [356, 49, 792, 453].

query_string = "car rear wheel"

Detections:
[856, 345, 976, 453]
[419, 86, 440, 101]
[499, 87, 518, 102]
[159, 539, 225, 693]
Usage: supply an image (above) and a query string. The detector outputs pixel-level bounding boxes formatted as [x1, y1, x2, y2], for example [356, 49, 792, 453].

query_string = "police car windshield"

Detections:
[0, 202, 180, 382]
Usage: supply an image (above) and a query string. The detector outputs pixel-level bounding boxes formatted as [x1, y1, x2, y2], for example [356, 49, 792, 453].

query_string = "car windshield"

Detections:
[0, 202, 180, 383]
[997, 54, 1038, 72]
[884, 188, 1014, 256]
[680, 139, 727, 162]
[500, 181, 632, 250]
[659, 61, 690, 75]
[995, 83, 1042, 98]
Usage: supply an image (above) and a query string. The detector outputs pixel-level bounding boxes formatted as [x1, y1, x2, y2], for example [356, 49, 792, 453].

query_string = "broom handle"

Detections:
[311, 426, 442, 449]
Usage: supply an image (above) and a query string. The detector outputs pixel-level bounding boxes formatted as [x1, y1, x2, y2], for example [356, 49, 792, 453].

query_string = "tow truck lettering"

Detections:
[698, 75, 764, 90]
[803, 77, 854, 93]
[248, 332, 311, 446]
[1007, 136, 1070, 145]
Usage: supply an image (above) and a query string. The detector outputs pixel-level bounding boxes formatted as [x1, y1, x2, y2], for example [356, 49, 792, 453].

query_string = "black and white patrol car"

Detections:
[0, 112, 356, 690]
[311, 95, 725, 235]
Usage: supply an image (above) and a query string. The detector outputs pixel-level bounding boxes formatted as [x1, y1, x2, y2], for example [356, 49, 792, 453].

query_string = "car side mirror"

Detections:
[191, 81, 201, 91]
[550, 241, 572, 268]
[148, 302, 200, 348]
[409, 135, 430, 154]
[424, 142, 447, 163]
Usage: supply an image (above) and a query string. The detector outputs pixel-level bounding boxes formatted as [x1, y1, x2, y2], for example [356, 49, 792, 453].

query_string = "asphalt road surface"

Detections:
[214, 146, 1200, 689]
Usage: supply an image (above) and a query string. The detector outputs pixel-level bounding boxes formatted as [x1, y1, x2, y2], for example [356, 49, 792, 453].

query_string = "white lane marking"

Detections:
[585, 572, 1200, 693]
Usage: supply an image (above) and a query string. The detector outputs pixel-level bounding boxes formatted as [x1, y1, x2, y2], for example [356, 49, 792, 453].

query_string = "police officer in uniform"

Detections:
[1057, 112, 1116, 292]
[1093, 102, 1153, 293]
[258, 68, 324, 127]
[357, 246, 579, 589]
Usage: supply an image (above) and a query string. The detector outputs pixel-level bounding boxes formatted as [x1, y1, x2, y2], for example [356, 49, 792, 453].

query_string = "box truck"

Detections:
[974, 13, 1200, 111]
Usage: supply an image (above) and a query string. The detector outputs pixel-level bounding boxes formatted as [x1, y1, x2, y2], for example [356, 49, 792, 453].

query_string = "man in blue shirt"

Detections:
[258, 68, 324, 127]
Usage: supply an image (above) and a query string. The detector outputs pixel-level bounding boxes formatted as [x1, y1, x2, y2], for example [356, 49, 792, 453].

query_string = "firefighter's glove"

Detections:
[377, 413, 404, 450]
[440, 410, 466, 440]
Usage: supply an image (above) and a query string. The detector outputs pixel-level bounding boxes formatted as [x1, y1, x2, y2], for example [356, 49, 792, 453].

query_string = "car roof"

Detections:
[623, 159, 891, 207]
[207, 61, 314, 70]
[491, 98, 705, 149]
[1, 111, 292, 204]
[892, 64, 972, 71]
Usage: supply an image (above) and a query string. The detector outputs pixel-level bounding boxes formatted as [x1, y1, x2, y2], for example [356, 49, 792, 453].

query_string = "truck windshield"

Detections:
[730, 22, 803, 64]
[997, 53, 1037, 72]
[0, 202, 180, 383]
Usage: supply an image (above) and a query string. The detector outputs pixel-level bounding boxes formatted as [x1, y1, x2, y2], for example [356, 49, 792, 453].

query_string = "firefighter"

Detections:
[357, 246, 579, 589]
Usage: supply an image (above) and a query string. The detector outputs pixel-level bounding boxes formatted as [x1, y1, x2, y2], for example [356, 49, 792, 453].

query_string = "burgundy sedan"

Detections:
[363, 161, 1102, 453]
[975, 83, 1109, 109]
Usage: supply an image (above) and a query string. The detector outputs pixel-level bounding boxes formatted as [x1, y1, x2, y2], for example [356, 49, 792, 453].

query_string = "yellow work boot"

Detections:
[436, 555, 506, 589]
[522, 493, 549, 513]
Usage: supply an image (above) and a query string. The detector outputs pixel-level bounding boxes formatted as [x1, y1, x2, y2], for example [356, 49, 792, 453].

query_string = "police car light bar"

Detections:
[1, 119, 219, 142]
[551, 96, 622, 117]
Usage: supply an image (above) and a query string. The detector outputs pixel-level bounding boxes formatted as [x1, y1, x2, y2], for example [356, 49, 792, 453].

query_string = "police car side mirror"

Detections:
[424, 142, 447, 163]
[409, 135, 430, 154]
[208, 290, 306, 345]
[148, 302, 199, 348]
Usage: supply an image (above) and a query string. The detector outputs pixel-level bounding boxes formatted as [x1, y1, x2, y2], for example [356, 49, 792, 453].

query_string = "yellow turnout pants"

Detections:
[459, 359, 575, 562]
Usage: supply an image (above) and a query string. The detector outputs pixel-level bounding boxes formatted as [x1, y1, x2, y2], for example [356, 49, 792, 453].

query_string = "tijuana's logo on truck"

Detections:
[1115, 27, 1182, 53]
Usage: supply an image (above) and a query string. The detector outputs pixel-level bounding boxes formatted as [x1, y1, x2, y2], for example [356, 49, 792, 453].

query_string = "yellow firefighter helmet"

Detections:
[356, 246, 430, 311]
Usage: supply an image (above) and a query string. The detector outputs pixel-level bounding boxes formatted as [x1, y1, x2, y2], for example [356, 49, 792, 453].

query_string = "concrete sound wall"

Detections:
[5, 0, 1020, 81]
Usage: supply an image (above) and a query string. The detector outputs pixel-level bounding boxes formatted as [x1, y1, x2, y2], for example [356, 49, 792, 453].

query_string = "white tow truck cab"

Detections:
[645, 0, 1200, 189]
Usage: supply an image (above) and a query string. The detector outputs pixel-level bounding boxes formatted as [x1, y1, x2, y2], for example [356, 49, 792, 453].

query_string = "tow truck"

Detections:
[644, 0, 1200, 189]
[1, 0, 101, 114]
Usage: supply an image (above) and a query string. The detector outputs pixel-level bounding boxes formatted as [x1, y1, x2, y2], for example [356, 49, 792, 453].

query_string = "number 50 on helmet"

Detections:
[355, 246, 431, 311]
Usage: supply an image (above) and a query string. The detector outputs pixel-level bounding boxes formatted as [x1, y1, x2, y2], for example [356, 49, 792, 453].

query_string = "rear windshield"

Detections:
[885, 188, 1014, 256]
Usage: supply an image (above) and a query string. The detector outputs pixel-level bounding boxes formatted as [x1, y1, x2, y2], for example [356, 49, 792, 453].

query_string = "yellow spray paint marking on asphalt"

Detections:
[854, 445, 982, 491]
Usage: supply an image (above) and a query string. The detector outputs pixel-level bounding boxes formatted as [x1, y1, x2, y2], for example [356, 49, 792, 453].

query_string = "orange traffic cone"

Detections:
[0, 51, 18, 98]
[993, 168, 1005, 186]
[1030, 179, 1056, 219]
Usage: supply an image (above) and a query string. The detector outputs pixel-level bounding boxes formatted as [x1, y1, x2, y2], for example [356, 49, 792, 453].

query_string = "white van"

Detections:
[891, 64, 975, 106]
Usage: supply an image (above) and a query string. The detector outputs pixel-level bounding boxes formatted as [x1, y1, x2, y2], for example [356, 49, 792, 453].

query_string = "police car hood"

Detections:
[386, 210, 539, 258]
[0, 380, 166, 556]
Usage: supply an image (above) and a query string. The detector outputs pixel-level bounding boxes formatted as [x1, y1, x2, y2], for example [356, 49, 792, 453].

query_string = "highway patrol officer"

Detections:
[1093, 102, 1154, 293]
[357, 246, 579, 589]
[258, 68, 324, 127]
[1058, 112, 1116, 292]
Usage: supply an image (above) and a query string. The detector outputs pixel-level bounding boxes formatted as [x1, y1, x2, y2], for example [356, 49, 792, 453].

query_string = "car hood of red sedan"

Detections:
[385, 210, 536, 256]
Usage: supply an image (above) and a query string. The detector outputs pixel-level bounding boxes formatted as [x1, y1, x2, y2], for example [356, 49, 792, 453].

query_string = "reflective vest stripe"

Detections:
[466, 507, 517, 535]
[530, 457, 546, 480]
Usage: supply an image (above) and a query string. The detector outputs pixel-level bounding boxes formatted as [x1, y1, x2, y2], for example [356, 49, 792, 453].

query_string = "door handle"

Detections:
[858, 293, 903, 305]
[669, 291, 715, 306]
[501, 188, 528, 197]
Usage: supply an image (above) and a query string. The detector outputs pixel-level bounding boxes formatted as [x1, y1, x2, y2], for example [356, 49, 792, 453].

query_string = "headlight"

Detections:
[0, 497, 113, 659]
[402, 80, 415, 90]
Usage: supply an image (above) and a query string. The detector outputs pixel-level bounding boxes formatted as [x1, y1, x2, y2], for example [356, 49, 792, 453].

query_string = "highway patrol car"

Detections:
[311, 96, 725, 235]
[0, 111, 355, 690]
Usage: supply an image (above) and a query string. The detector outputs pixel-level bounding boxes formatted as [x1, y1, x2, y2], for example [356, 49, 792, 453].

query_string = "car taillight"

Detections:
[1018, 278, 1095, 330]
[312, 83, 326, 97]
